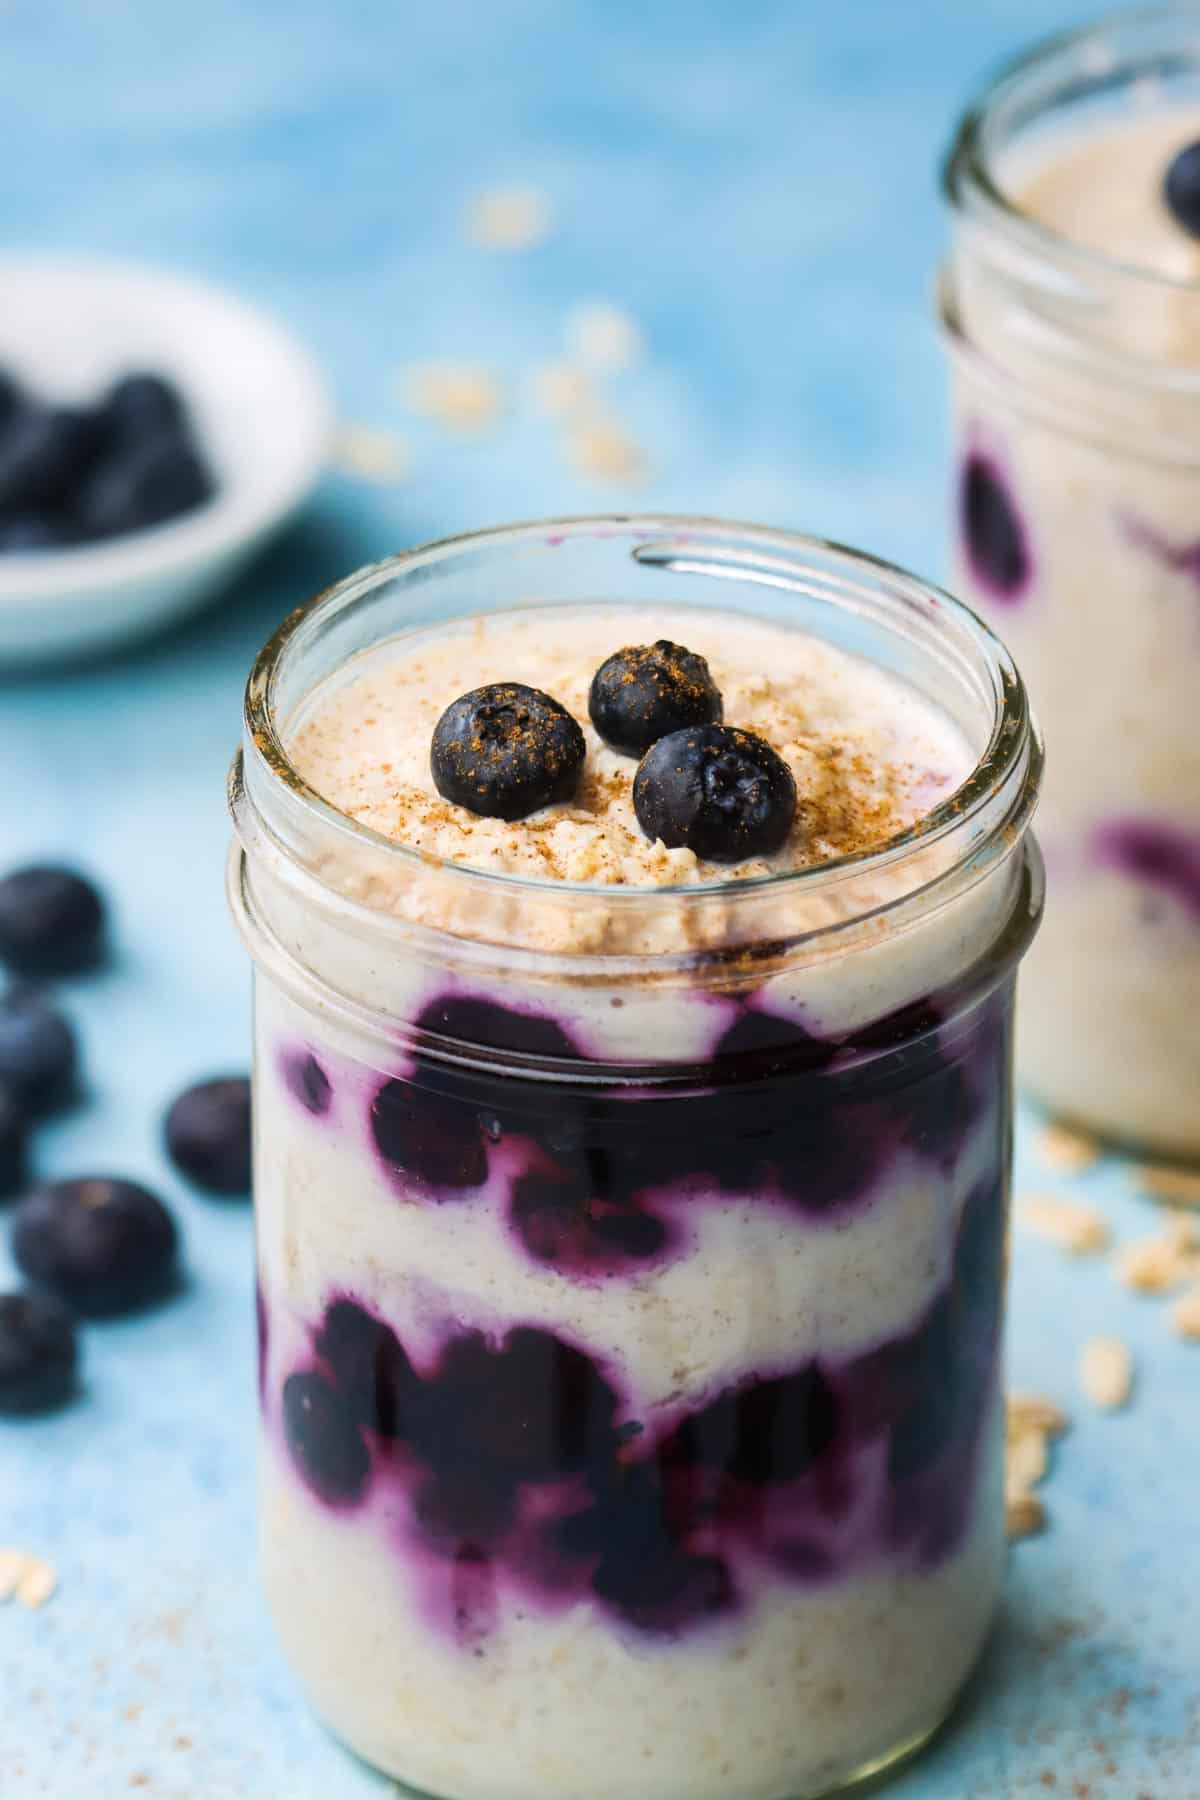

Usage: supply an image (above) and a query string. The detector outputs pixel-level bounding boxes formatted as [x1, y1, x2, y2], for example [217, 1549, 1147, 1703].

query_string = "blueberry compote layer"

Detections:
[263, 980, 1011, 1644]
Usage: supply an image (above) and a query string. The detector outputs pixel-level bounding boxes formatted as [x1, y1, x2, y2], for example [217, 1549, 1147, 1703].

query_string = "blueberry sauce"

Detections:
[1095, 818, 1200, 919]
[960, 451, 1032, 602]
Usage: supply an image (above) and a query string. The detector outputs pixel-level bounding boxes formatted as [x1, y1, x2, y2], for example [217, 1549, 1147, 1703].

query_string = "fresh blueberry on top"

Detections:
[0, 1289, 79, 1415]
[0, 1083, 27, 1199]
[1165, 139, 1200, 238]
[12, 1176, 178, 1315]
[103, 373, 186, 446]
[960, 453, 1029, 599]
[282, 1369, 371, 1505]
[431, 683, 586, 820]
[75, 433, 214, 540]
[0, 866, 105, 976]
[0, 989, 77, 1115]
[633, 724, 796, 863]
[588, 640, 723, 757]
[0, 408, 106, 515]
[164, 1077, 252, 1196]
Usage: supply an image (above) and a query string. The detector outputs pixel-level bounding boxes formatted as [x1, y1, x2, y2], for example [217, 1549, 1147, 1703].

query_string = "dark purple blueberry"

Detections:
[0, 1289, 78, 1415]
[574, 1472, 734, 1633]
[164, 1077, 251, 1196]
[315, 1297, 415, 1439]
[0, 866, 105, 976]
[281, 1049, 332, 1116]
[412, 1326, 620, 1488]
[0, 989, 77, 1115]
[633, 724, 796, 862]
[885, 1298, 960, 1483]
[588, 640, 723, 757]
[0, 1083, 27, 1199]
[665, 1363, 838, 1487]
[952, 1174, 1006, 1321]
[713, 1007, 837, 1077]
[0, 407, 107, 514]
[12, 1177, 178, 1315]
[960, 453, 1029, 599]
[0, 512, 74, 552]
[1165, 139, 1200, 238]
[509, 1165, 668, 1272]
[75, 432, 214, 539]
[282, 1370, 370, 1505]
[430, 683, 586, 821]
[415, 994, 581, 1064]
[1095, 819, 1200, 918]
[370, 1078, 487, 1191]
[103, 372, 187, 445]
[414, 1468, 516, 1552]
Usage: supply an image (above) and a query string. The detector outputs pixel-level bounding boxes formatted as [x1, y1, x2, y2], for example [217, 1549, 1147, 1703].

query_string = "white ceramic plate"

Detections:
[0, 254, 332, 664]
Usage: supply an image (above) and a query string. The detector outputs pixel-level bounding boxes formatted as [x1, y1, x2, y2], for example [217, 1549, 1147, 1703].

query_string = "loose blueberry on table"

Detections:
[0, 864, 105, 976]
[165, 1075, 252, 1195]
[0, 988, 77, 1115]
[0, 1288, 79, 1415]
[0, 1083, 27, 1199]
[588, 640, 723, 756]
[12, 1176, 179, 1315]
[1165, 138, 1200, 238]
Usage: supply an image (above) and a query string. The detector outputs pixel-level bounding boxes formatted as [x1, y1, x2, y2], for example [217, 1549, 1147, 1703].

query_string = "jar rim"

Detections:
[236, 515, 1039, 939]
[944, 1, 1200, 300]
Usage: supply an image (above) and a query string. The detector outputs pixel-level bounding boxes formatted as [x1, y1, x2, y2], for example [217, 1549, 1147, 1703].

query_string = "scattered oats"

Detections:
[465, 184, 554, 251]
[402, 363, 504, 434]
[15, 1557, 56, 1610]
[529, 361, 592, 419]
[1006, 1490, 1045, 1540]
[0, 1548, 28, 1601]
[1007, 1392, 1070, 1439]
[1007, 1427, 1049, 1492]
[1020, 1194, 1110, 1255]
[1080, 1336, 1134, 1411]
[1134, 1162, 1200, 1210]
[1117, 1228, 1200, 1294]
[1037, 1121, 1101, 1174]
[565, 301, 644, 372]
[1170, 1286, 1200, 1341]
[332, 424, 412, 484]
[569, 418, 648, 484]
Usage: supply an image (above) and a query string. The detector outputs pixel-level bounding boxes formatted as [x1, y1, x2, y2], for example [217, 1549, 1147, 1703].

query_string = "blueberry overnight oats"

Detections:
[228, 519, 1042, 1800]
[943, 5, 1200, 1154]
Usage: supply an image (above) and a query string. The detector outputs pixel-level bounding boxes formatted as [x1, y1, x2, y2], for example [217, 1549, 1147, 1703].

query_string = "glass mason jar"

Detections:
[942, 4, 1200, 1156]
[227, 518, 1042, 1800]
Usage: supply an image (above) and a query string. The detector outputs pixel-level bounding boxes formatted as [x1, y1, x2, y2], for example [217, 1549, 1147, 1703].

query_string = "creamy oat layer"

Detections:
[288, 604, 971, 888]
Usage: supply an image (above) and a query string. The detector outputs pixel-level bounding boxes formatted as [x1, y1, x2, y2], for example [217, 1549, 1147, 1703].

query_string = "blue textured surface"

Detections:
[2, 2, 1199, 1795]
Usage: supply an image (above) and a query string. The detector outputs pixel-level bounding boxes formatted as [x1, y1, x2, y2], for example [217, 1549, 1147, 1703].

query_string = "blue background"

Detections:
[2, 1, 1199, 1795]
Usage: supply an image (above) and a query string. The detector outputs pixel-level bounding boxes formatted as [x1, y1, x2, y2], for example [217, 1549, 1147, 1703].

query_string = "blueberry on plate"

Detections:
[0, 407, 106, 514]
[0, 989, 77, 1115]
[588, 640, 723, 757]
[0, 1083, 27, 1199]
[633, 724, 796, 863]
[282, 1369, 371, 1505]
[12, 1176, 179, 1315]
[0, 865, 105, 975]
[0, 1289, 78, 1415]
[103, 372, 186, 445]
[1165, 139, 1200, 238]
[431, 682, 586, 820]
[75, 432, 214, 540]
[165, 1076, 251, 1195]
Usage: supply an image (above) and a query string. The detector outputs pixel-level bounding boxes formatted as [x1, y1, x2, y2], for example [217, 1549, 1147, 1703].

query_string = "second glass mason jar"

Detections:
[942, 4, 1200, 1156]
[228, 518, 1041, 1800]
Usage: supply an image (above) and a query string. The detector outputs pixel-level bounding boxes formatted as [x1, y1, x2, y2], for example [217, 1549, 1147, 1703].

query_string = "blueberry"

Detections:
[75, 430, 213, 541]
[12, 1177, 178, 1315]
[415, 994, 581, 1063]
[0, 866, 105, 976]
[0, 990, 77, 1115]
[960, 453, 1029, 599]
[1165, 139, 1200, 238]
[413, 1468, 515, 1552]
[595, 1546, 734, 1635]
[370, 1078, 487, 1191]
[281, 1049, 332, 1116]
[665, 1363, 838, 1486]
[0, 512, 73, 553]
[315, 1297, 415, 1438]
[430, 683, 586, 821]
[164, 1077, 251, 1196]
[633, 724, 796, 862]
[509, 1165, 669, 1272]
[103, 373, 187, 445]
[0, 1289, 78, 1415]
[282, 1370, 371, 1505]
[0, 1083, 27, 1200]
[0, 408, 106, 514]
[588, 640, 723, 757]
